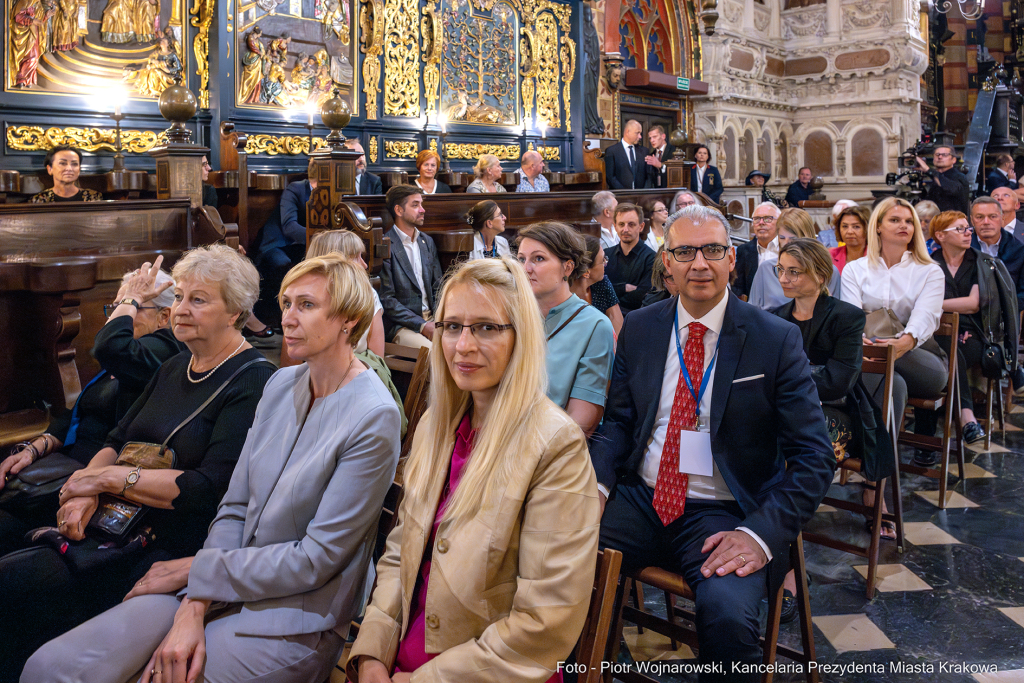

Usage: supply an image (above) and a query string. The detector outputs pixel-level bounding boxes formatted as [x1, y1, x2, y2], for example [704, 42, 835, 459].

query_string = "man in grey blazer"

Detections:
[380, 184, 444, 349]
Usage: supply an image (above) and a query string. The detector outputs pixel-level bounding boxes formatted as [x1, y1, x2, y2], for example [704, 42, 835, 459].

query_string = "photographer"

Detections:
[916, 146, 970, 216]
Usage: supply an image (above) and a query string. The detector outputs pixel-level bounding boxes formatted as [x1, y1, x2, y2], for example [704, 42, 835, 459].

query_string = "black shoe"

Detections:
[962, 421, 986, 444]
[242, 325, 275, 339]
[780, 590, 798, 624]
[913, 449, 938, 467]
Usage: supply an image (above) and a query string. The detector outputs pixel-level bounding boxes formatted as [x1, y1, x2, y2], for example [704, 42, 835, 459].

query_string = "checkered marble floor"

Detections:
[612, 414, 1024, 683]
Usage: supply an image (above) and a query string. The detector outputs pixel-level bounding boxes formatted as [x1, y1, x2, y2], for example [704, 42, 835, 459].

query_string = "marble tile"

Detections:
[973, 670, 1024, 682]
[998, 607, 1024, 630]
[816, 503, 838, 513]
[812, 614, 896, 653]
[962, 462, 998, 478]
[967, 441, 1010, 454]
[622, 625, 696, 662]
[853, 564, 932, 592]
[915, 490, 980, 508]
[903, 522, 962, 546]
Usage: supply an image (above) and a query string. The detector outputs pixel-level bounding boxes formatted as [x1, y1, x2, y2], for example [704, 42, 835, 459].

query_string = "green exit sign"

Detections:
[677, 77, 690, 90]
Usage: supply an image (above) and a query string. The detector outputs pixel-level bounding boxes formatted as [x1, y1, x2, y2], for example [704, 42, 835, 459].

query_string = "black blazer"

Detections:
[985, 169, 1018, 196]
[379, 226, 443, 340]
[972, 230, 1024, 309]
[589, 294, 835, 572]
[359, 171, 383, 195]
[647, 144, 677, 188]
[690, 164, 723, 203]
[259, 180, 311, 253]
[605, 141, 650, 190]
[732, 238, 760, 299]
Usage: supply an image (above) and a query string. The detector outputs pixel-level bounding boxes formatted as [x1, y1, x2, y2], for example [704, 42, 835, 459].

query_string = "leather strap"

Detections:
[547, 305, 589, 342]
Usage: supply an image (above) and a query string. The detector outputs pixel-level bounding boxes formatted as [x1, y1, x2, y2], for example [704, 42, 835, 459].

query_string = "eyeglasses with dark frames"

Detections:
[665, 244, 730, 262]
[940, 225, 974, 234]
[437, 321, 515, 341]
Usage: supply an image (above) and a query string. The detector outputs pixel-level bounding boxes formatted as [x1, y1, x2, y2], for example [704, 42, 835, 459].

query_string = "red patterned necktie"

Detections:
[653, 321, 707, 526]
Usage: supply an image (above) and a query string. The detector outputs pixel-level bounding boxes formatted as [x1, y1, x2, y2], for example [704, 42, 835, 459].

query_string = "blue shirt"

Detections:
[517, 174, 550, 193]
[544, 294, 615, 409]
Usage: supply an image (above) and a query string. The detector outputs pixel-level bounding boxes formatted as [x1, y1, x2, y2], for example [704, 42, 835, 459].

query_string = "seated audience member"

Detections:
[971, 196, 1024, 313]
[380, 185, 443, 350]
[831, 204, 871, 273]
[690, 145, 723, 203]
[26, 256, 401, 683]
[745, 170, 780, 207]
[0, 261, 184, 556]
[201, 156, 218, 208]
[820, 200, 857, 248]
[414, 149, 451, 194]
[592, 190, 619, 249]
[986, 153, 1019, 196]
[643, 197, 670, 250]
[347, 258, 601, 683]
[253, 157, 315, 326]
[307, 230, 386, 356]
[571, 234, 624, 337]
[344, 140, 383, 195]
[593, 204, 835, 681]
[466, 200, 511, 260]
[670, 190, 698, 213]
[606, 202, 657, 314]
[517, 150, 550, 192]
[785, 167, 814, 207]
[841, 197, 946, 465]
[734, 201, 781, 299]
[517, 222, 615, 436]
[750, 208, 841, 310]
[990, 185, 1024, 243]
[930, 211, 1017, 445]
[915, 200, 941, 253]
[605, 119, 649, 190]
[30, 145, 103, 203]
[642, 245, 679, 307]
[644, 124, 676, 189]
[0, 245, 275, 682]
[770, 238, 891, 604]
[466, 154, 506, 193]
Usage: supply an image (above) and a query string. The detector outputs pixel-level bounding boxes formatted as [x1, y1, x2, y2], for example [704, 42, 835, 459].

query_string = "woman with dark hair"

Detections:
[831, 205, 871, 273]
[31, 146, 102, 203]
[414, 150, 451, 194]
[517, 222, 614, 436]
[465, 200, 511, 259]
[570, 233, 624, 336]
[642, 197, 669, 250]
[689, 145, 723, 203]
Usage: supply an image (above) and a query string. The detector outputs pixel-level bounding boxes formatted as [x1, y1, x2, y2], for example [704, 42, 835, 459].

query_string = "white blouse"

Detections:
[415, 178, 438, 194]
[468, 233, 511, 261]
[840, 251, 945, 348]
[355, 288, 384, 354]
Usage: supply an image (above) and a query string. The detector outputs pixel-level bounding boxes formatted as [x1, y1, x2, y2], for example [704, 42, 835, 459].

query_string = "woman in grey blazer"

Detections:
[25, 256, 402, 683]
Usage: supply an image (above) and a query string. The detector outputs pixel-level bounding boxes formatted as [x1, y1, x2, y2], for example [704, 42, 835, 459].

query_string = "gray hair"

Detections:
[122, 268, 175, 308]
[752, 201, 781, 217]
[592, 190, 617, 217]
[971, 196, 1002, 212]
[665, 204, 731, 247]
[170, 244, 259, 329]
[669, 191, 697, 213]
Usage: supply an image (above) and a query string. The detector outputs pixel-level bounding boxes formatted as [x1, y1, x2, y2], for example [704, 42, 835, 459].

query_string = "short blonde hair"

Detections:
[776, 208, 817, 239]
[474, 154, 501, 178]
[307, 229, 365, 260]
[866, 196, 932, 266]
[171, 244, 259, 329]
[778, 239, 833, 295]
[279, 254, 375, 343]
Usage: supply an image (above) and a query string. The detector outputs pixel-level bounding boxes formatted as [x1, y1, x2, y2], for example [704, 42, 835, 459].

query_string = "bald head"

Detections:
[622, 120, 642, 145]
[521, 150, 543, 180]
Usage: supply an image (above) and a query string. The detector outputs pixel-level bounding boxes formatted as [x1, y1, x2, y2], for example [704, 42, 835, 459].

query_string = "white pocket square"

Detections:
[732, 374, 764, 384]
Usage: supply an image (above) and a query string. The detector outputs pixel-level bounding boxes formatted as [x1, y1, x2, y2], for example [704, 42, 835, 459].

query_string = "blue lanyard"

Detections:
[674, 308, 720, 419]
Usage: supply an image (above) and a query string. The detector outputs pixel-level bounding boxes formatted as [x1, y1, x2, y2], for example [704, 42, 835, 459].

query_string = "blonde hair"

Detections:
[402, 257, 549, 528]
[776, 208, 817, 239]
[279, 254, 375, 343]
[307, 229, 365, 260]
[171, 244, 259, 329]
[866, 196, 932, 266]
[474, 154, 501, 178]
[778, 238, 833, 295]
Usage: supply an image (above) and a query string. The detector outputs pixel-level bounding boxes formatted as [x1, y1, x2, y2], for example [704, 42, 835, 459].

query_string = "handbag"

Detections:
[87, 357, 270, 542]
[863, 308, 905, 341]
[981, 341, 1007, 380]
[0, 452, 84, 510]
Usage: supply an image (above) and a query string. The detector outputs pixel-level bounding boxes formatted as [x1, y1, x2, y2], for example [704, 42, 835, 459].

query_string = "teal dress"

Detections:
[543, 294, 615, 409]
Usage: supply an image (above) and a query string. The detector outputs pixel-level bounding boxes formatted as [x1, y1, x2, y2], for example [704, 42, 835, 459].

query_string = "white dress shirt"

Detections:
[694, 164, 707, 193]
[1004, 218, 1016, 233]
[397, 227, 430, 315]
[600, 225, 620, 250]
[840, 251, 945, 348]
[622, 140, 637, 188]
[756, 236, 779, 265]
[978, 238, 1000, 258]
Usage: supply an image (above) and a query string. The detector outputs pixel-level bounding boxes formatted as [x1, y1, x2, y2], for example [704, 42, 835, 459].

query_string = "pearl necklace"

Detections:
[187, 338, 246, 384]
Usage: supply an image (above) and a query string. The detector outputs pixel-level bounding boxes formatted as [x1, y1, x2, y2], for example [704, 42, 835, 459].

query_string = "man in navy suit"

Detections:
[604, 119, 649, 190]
[971, 196, 1024, 311]
[985, 154, 1019, 196]
[253, 157, 314, 324]
[344, 139, 384, 195]
[592, 204, 834, 681]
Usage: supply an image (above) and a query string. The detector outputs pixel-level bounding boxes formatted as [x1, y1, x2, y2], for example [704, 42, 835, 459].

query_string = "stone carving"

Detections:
[722, 0, 742, 25]
[842, 0, 891, 32]
[582, 4, 604, 135]
[754, 7, 770, 32]
[782, 7, 826, 39]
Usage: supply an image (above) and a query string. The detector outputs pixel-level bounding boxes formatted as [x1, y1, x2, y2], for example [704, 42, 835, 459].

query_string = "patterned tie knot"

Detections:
[688, 321, 708, 342]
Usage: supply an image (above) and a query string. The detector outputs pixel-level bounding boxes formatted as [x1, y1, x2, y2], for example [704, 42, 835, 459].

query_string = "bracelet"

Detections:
[14, 441, 39, 462]
[121, 465, 143, 496]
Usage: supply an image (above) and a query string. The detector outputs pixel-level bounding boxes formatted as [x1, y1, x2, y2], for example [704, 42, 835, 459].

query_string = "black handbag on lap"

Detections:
[0, 452, 84, 510]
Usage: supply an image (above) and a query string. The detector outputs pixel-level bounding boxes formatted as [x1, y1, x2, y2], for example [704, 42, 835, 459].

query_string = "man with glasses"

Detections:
[971, 196, 1024, 312]
[733, 201, 781, 300]
[916, 146, 970, 215]
[591, 204, 834, 682]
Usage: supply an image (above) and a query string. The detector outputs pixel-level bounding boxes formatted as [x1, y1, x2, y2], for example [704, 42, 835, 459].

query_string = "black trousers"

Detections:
[254, 243, 305, 325]
[599, 472, 768, 683]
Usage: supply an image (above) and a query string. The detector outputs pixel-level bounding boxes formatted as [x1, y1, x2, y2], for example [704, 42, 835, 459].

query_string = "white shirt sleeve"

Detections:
[902, 263, 945, 347]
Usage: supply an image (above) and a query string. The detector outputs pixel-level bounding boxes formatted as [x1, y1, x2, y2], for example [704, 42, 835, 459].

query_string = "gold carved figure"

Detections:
[134, 0, 159, 43]
[53, 0, 81, 51]
[10, 0, 56, 87]
[101, 0, 136, 43]
[239, 26, 266, 104]
[123, 35, 183, 97]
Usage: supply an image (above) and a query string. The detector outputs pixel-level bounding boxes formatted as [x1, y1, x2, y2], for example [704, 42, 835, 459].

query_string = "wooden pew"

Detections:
[0, 170, 157, 203]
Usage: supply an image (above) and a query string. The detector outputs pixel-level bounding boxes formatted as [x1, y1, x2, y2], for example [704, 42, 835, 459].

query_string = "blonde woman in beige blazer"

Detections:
[349, 257, 601, 683]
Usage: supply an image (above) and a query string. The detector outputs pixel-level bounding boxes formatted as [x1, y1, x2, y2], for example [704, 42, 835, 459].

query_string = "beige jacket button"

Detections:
[426, 614, 439, 629]
[437, 538, 449, 553]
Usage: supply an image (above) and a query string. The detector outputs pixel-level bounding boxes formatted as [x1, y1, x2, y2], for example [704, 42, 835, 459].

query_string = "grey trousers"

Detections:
[862, 343, 948, 432]
[21, 595, 344, 683]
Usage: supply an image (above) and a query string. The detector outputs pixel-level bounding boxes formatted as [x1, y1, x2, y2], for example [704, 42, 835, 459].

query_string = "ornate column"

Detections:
[147, 81, 207, 210]
[826, 0, 842, 36]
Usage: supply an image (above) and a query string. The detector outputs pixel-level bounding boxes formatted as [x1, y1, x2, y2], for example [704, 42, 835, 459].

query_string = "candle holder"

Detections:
[108, 86, 128, 171]
[304, 100, 319, 153]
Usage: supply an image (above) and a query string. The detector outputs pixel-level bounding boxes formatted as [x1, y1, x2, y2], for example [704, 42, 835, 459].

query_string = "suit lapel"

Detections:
[388, 228, 421, 294]
[417, 234, 434, 308]
[710, 295, 746, 438]
[643, 301, 676, 421]
[804, 295, 832, 354]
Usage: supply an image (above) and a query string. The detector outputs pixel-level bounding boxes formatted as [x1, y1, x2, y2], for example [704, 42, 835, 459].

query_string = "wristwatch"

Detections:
[121, 465, 143, 496]
[117, 297, 141, 309]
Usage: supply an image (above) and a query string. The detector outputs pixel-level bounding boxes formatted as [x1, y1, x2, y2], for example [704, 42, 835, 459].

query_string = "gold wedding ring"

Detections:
[739, 554, 747, 565]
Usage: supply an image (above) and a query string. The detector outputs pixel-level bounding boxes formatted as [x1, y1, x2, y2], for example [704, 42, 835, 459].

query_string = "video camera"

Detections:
[898, 130, 934, 169]
[885, 170, 927, 202]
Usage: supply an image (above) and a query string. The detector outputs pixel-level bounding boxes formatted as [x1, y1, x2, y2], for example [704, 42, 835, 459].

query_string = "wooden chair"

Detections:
[897, 312, 966, 509]
[383, 343, 431, 482]
[803, 344, 901, 597]
[605, 536, 818, 683]
[575, 549, 623, 683]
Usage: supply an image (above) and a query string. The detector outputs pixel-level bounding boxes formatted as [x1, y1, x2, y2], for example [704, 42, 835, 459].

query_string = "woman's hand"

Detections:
[59, 466, 117, 504]
[140, 598, 208, 683]
[358, 657, 395, 683]
[56, 495, 98, 541]
[0, 449, 35, 489]
[122, 255, 173, 305]
[125, 557, 194, 601]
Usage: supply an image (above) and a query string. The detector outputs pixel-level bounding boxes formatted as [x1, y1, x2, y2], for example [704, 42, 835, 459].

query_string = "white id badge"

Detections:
[678, 416, 714, 477]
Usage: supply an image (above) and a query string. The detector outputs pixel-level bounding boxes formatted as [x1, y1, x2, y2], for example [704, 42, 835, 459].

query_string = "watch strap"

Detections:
[118, 297, 141, 309]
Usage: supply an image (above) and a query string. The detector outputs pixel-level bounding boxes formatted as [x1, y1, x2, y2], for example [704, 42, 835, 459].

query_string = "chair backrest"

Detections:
[938, 311, 960, 389]
[861, 343, 898, 441]
[574, 548, 623, 683]
[383, 343, 431, 483]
